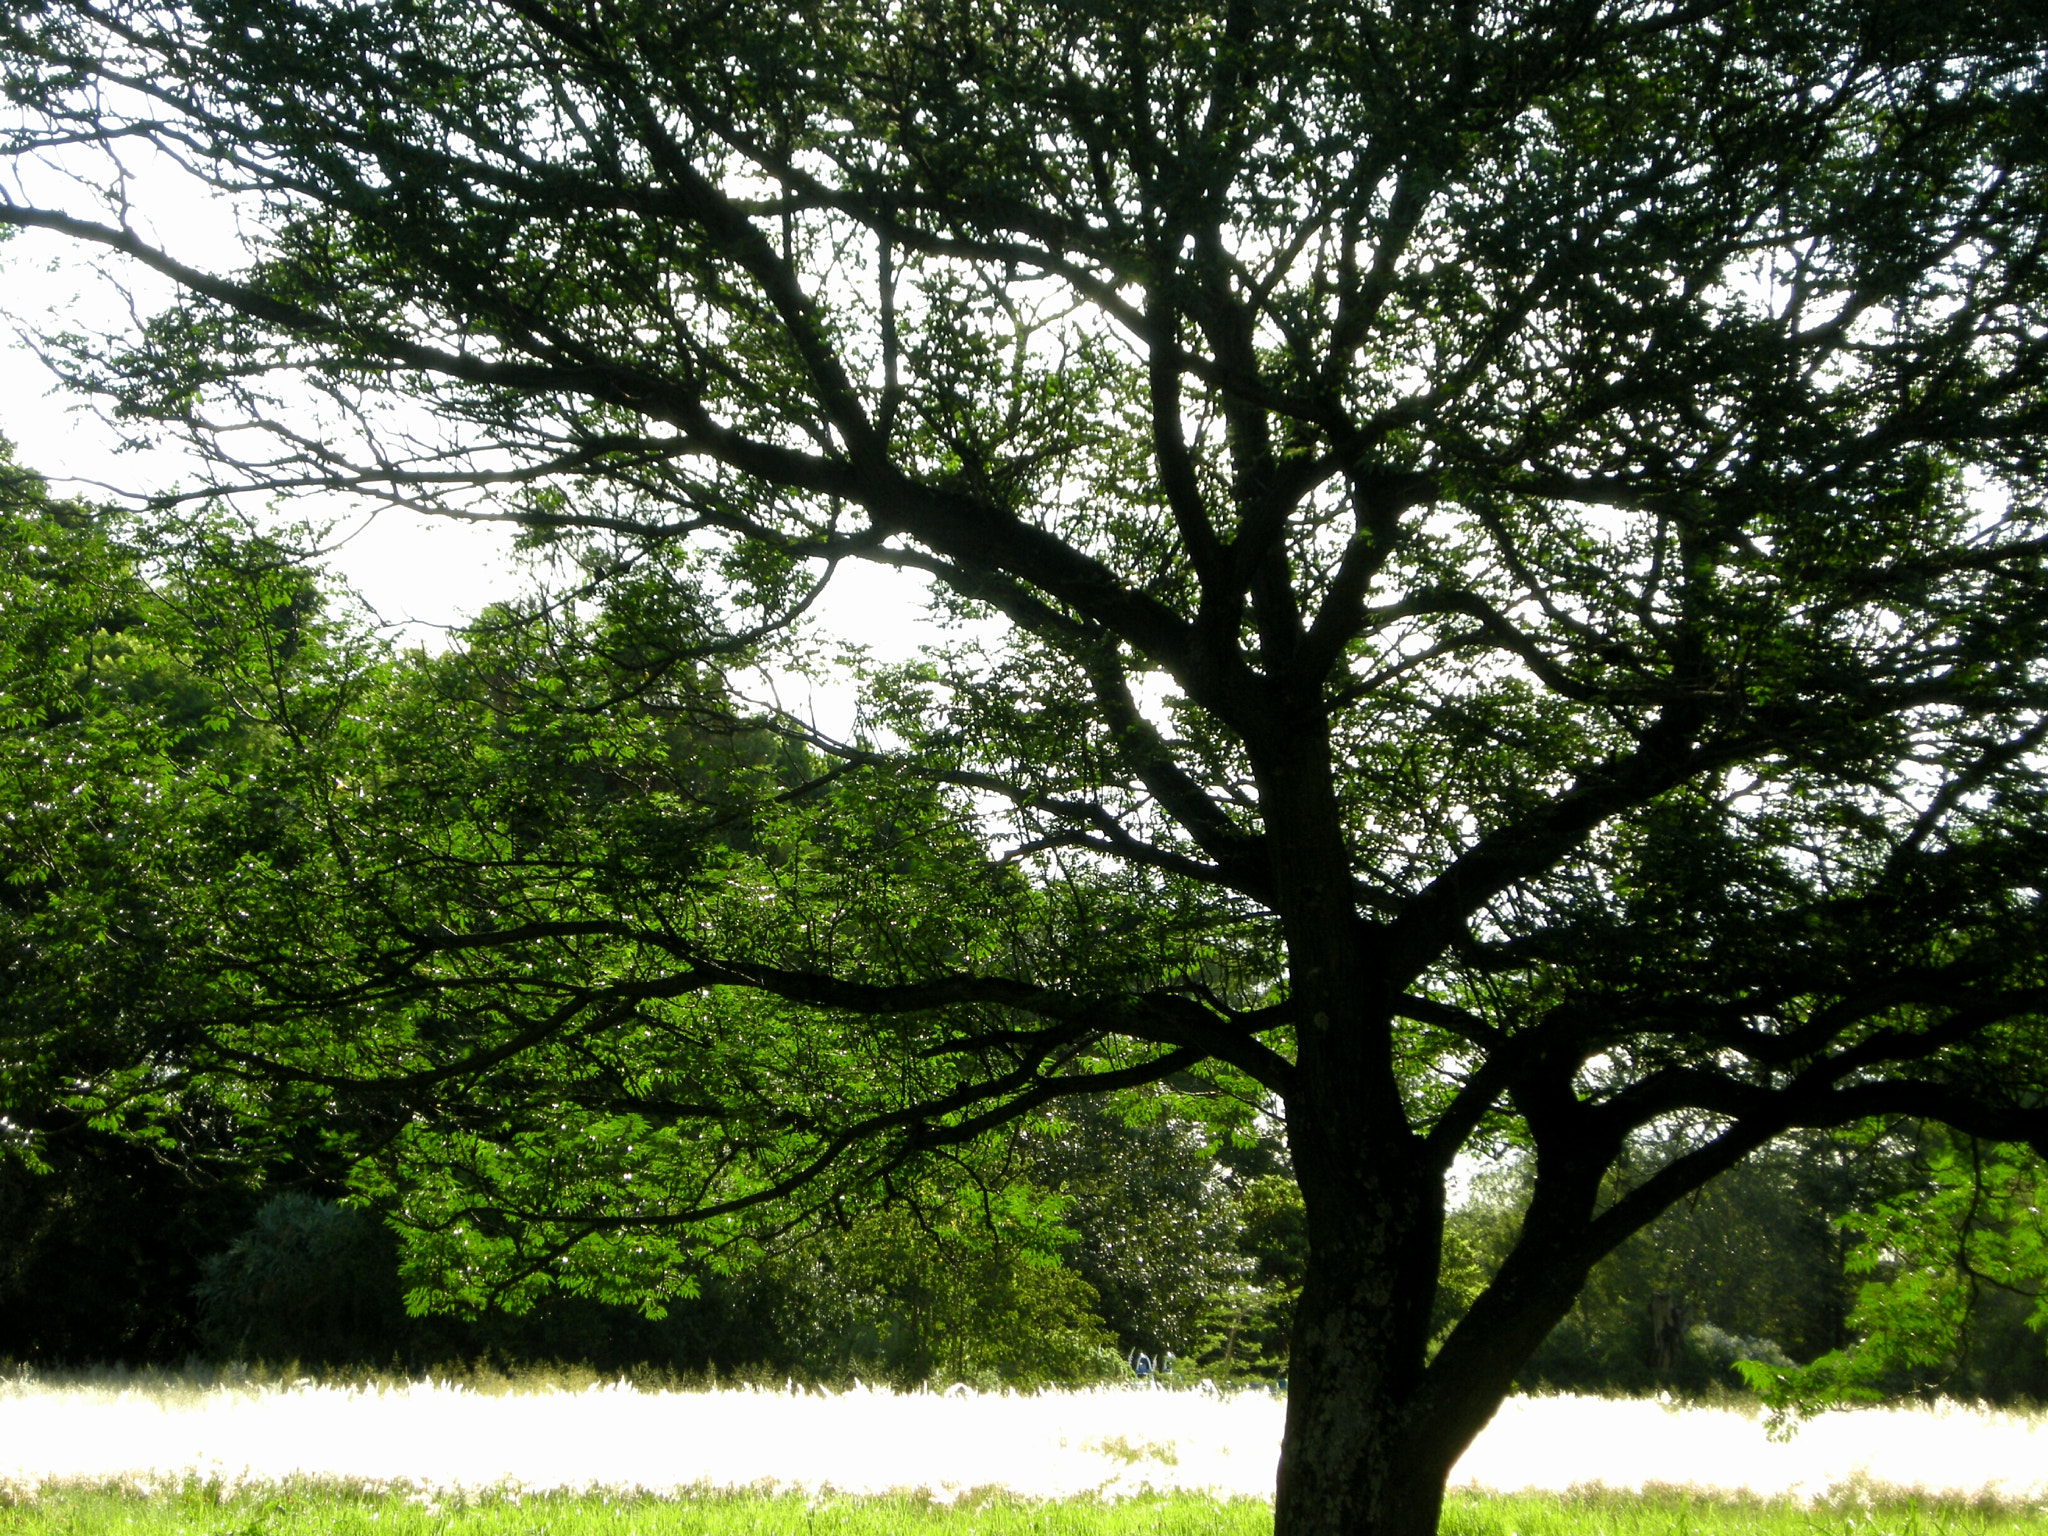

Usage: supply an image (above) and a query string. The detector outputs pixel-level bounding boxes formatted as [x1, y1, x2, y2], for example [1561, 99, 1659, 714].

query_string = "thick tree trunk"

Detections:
[1271, 1039, 1607, 1536]
[1269, 1089, 1466, 1536]
[1273, 1169, 1457, 1536]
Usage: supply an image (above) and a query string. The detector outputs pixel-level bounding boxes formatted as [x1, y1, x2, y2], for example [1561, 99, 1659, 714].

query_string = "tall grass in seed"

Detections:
[6, 1369, 2048, 1508]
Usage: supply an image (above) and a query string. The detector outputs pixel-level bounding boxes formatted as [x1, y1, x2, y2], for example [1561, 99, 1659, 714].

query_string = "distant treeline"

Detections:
[1, 448, 2042, 1403]
[6, 1105, 2045, 1402]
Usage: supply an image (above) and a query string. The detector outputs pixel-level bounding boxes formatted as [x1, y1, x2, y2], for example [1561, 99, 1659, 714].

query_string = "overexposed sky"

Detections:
[0, 174, 532, 637]
[0, 201, 938, 739]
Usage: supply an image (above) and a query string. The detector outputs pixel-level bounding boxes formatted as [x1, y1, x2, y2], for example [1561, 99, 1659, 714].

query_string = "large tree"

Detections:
[6, 2, 2048, 1532]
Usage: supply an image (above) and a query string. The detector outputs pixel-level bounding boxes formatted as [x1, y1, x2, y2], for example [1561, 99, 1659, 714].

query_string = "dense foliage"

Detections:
[8, 456, 2037, 1399]
[0, 459, 1272, 1383]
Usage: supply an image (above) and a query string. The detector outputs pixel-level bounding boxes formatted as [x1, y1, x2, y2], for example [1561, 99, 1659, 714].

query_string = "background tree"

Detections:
[194, 1193, 409, 1364]
[0, 443, 1176, 1382]
[0, 444, 294, 1362]
[1020, 1093, 1288, 1365]
[1438, 1128, 1953, 1398]
[1739, 1131, 2048, 1413]
[6, 6, 2048, 1536]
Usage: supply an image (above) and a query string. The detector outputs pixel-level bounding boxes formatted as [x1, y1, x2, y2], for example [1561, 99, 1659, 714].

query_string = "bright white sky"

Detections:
[0, 184, 938, 739]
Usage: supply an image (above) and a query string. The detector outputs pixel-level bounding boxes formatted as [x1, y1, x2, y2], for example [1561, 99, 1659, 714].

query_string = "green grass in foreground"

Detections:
[1442, 1491, 2048, 1536]
[4, 1487, 2045, 1536]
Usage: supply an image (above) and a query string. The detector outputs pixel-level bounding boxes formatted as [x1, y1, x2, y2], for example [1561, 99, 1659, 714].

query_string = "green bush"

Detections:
[194, 1195, 405, 1364]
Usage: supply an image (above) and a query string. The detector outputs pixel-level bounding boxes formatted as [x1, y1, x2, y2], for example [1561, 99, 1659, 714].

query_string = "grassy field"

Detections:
[5, 1485, 2047, 1536]
[8, 1373, 2047, 1521]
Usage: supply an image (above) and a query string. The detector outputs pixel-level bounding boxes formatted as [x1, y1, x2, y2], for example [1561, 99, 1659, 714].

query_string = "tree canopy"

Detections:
[5, 3, 2048, 1534]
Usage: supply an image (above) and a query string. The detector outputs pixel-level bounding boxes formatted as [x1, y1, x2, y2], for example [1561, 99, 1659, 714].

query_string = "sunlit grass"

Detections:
[4, 1485, 2047, 1536]
[0, 1486, 1273, 1536]
[1441, 1489, 2048, 1536]
[5, 1370, 2046, 1509]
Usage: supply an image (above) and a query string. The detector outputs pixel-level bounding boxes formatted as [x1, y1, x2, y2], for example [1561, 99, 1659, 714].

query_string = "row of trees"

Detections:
[0, 455, 1287, 1384]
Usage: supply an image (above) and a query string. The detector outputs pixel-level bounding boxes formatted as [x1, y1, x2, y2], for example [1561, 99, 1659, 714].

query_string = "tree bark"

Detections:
[1273, 1146, 1454, 1536]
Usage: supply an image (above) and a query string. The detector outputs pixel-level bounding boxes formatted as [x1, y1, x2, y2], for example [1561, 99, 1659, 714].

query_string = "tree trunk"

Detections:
[1272, 1032, 1614, 1536]
[1253, 729, 1447, 1536]
[1273, 1102, 1463, 1536]
[1272, 1007, 1609, 1536]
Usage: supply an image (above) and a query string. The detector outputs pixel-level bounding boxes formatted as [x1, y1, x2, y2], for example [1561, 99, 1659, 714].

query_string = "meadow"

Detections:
[5, 1371, 2048, 1531]
[11, 1485, 2048, 1536]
